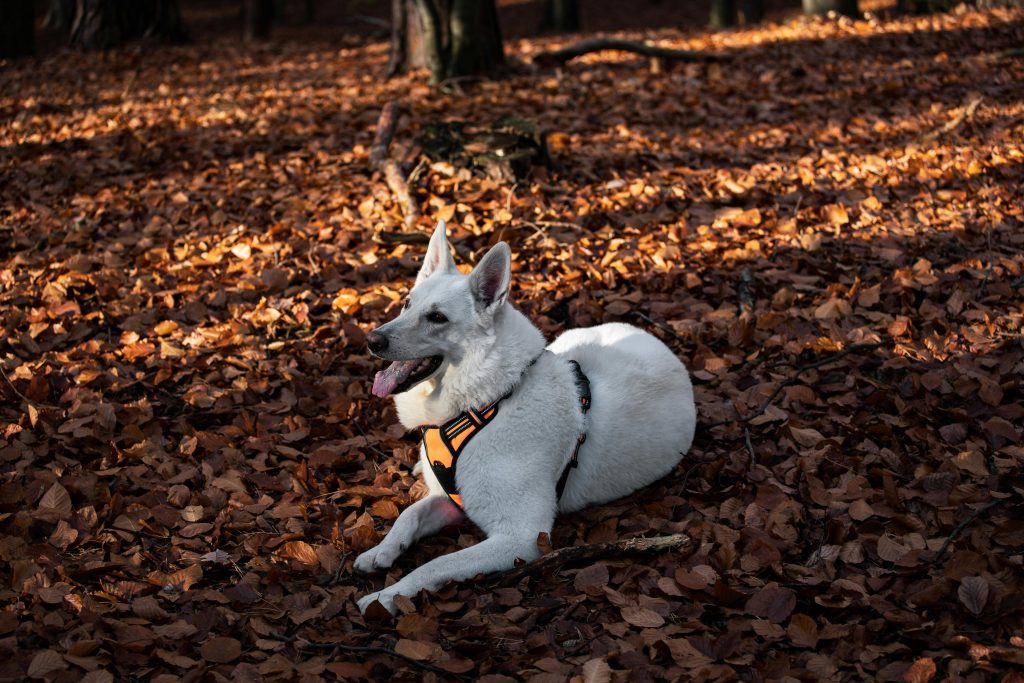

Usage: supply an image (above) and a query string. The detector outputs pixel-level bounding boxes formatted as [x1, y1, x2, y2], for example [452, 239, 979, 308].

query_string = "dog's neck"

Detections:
[393, 305, 545, 429]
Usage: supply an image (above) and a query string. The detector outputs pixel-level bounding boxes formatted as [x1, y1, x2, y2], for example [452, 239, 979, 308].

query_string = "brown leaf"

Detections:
[877, 534, 910, 563]
[787, 613, 819, 648]
[536, 532, 553, 555]
[824, 203, 850, 226]
[663, 639, 713, 668]
[393, 639, 437, 661]
[200, 636, 242, 663]
[745, 584, 797, 623]
[162, 564, 203, 592]
[49, 520, 78, 549]
[37, 482, 72, 522]
[27, 649, 66, 679]
[620, 605, 665, 628]
[574, 563, 609, 595]
[581, 657, 612, 683]
[957, 576, 989, 615]
[278, 541, 319, 567]
[848, 499, 874, 521]
[903, 657, 937, 683]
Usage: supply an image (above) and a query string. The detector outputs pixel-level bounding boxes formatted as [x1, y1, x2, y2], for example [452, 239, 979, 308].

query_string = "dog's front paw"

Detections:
[354, 545, 399, 573]
[358, 588, 398, 615]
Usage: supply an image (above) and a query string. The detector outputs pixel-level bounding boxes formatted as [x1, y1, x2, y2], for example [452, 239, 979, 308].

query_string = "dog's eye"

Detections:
[426, 311, 448, 324]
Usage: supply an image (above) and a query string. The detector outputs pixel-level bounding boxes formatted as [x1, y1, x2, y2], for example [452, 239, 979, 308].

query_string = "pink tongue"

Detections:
[372, 360, 420, 398]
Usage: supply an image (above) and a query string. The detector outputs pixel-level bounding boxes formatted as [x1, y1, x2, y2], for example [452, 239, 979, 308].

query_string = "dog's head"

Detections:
[368, 220, 511, 398]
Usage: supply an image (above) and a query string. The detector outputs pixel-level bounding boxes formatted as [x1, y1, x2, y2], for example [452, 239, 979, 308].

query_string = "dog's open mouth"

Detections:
[372, 356, 443, 398]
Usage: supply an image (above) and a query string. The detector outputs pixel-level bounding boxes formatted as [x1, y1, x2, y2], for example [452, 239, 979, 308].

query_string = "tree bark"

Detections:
[710, 0, 737, 27]
[390, 0, 504, 83]
[742, 0, 765, 23]
[69, 0, 189, 50]
[0, 0, 36, 59]
[543, 0, 580, 33]
[242, 0, 274, 42]
[803, 0, 859, 17]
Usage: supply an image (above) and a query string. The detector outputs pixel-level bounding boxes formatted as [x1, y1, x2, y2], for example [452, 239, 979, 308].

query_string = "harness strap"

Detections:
[423, 356, 591, 511]
[556, 360, 591, 500]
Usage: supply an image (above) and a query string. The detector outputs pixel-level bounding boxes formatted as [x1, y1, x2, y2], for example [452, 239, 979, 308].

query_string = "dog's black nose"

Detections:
[366, 331, 389, 354]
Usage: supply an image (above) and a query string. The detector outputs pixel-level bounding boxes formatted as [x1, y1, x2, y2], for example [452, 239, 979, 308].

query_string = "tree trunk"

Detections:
[0, 0, 36, 59]
[710, 0, 737, 27]
[243, 0, 273, 41]
[802, 0, 859, 17]
[44, 0, 76, 32]
[742, 0, 764, 23]
[69, 0, 189, 50]
[543, 0, 579, 33]
[390, 0, 504, 83]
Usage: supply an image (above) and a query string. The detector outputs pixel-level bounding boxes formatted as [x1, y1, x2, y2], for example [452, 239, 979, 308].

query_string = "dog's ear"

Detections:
[416, 219, 456, 285]
[468, 242, 511, 311]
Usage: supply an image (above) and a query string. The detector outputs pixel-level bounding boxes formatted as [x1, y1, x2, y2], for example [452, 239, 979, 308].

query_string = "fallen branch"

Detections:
[923, 95, 982, 141]
[533, 38, 726, 66]
[369, 101, 402, 167]
[493, 533, 693, 587]
[933, 499, 1004, 564]
[370, 102, 419, 228]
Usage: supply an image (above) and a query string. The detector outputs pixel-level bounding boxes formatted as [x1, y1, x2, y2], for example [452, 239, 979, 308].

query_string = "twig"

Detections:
[492, 533, 693, 587]
[933, 499, 1004, 564]
[742, 425, 756, 469]
[267, 632, 466, 680]
[533, 38, 727, 66]
[737, 267, 754, 314]
[702, 340, 889, 429]
[0, 364, 62, 411]
[631, 311, 687, 348]
[923, 95, 982, 141]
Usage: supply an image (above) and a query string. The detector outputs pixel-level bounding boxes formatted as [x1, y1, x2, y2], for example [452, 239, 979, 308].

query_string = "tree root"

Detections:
[532, 38, 727, 66]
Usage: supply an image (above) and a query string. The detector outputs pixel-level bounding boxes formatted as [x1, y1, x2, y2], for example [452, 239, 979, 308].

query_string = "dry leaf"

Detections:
[957, 576, 989, 616]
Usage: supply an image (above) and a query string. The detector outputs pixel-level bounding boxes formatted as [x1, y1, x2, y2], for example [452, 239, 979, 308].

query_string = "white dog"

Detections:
[355, 220, 696, 614]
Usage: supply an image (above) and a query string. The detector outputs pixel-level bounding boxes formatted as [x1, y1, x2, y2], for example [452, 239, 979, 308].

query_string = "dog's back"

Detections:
[547, 322, 695, 512]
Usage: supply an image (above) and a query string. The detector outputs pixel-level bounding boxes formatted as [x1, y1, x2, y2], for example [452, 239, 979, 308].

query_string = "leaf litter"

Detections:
[1, 4, 1023, 682]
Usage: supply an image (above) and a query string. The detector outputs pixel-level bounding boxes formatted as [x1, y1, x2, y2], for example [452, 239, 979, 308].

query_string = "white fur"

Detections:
[355, 221, 696, 614]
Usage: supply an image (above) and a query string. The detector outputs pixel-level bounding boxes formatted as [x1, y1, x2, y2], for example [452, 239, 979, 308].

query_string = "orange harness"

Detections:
[423, 359, 591, 511]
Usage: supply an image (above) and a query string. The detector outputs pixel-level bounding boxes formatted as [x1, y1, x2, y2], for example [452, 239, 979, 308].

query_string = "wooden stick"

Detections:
[369, 102, 419, 228]
[923, 95, 982, 141]
[493, 533, 693, 587]
[533, 38, 726, 66]
[933, 499, 1004, 564]
[383, 160, 419, 228]
[370, 101, 402, 168]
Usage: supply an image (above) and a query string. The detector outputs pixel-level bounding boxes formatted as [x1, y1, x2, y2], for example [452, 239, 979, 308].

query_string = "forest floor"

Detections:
[1, 5, 1023, 683]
